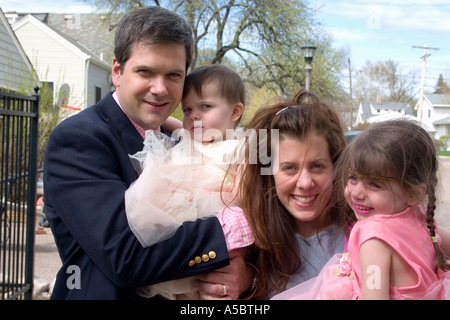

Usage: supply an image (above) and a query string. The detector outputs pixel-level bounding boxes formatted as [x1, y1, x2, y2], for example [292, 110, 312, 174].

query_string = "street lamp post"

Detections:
[301, 44, 317, 91]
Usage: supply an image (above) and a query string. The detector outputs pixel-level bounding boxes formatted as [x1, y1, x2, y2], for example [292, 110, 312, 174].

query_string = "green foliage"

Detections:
[34, 86, 70, 169]
[439, 135, 450, 151]
[241, 85, 281, 127]
[438, 150, 450, 156]
[171, 104, 183, 121]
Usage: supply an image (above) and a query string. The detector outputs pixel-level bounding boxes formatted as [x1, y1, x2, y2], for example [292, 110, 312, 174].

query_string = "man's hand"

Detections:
[194, 249, 254, 300]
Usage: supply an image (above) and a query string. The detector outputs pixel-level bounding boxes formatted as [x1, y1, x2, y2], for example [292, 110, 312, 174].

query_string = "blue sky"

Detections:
[2, 0, 449, 93]
[314, 0, 450, 93]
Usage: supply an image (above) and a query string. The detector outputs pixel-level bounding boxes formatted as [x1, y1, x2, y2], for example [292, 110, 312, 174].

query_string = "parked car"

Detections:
[344, 130, 362, 143]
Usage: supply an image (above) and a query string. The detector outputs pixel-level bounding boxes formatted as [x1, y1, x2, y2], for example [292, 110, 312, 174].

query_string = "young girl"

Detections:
[124, 64, 254, 299]
[273, 120, 450, 300]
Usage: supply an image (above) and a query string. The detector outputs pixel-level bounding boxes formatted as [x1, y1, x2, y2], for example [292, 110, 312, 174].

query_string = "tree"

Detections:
[84, 0, 348, 99]
[439, 135, 450, 151]
[36, 83, 74, 169]
[434, 74, 450, 94]
[353, 59, 419, 106]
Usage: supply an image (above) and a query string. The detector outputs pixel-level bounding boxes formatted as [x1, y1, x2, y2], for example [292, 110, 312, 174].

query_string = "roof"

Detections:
[12, 14, 110, 70]
[46, 14, 116, 65]
[359, 101, 413, 122]
[6, 12, 115, 66]
[367, 112, 435, 132]
[424, 93, 450, 106]
[433, 115, 450, 125]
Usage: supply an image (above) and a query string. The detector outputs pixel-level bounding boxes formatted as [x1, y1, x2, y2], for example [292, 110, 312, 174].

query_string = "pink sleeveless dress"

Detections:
[272, 206, 450, 300]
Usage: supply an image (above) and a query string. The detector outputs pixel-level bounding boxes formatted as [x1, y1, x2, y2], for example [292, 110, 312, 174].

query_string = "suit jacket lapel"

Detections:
[97, 92, 144, 157]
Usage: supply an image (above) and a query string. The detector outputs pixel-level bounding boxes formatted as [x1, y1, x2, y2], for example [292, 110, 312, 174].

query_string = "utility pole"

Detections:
[412, 45, 439, 124]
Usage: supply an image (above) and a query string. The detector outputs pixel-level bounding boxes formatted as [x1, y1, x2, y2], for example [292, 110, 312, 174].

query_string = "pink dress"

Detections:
[272, 206, 450, 300]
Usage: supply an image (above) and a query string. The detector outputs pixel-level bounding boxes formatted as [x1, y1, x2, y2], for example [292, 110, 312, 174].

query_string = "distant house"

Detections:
[353, 98, 436, 134]
[354, 97, 414, 127]
[414, 93, 450, 139]
[11, 13, 112, 110]
[0, 8, 34, 92]
[6, 12, 116, 65]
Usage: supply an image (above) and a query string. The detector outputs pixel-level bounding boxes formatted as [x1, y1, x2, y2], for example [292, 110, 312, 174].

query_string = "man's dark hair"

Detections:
[114, 6, 194, 71]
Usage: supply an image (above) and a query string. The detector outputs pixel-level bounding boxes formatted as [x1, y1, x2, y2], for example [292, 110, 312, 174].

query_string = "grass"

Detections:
[438, 151, 450, 156]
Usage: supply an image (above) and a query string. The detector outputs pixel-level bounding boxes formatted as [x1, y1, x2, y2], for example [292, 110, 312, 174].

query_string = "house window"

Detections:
[95, 86, 102, 103]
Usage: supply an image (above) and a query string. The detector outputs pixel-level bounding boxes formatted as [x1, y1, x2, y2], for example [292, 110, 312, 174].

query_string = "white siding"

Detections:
[436, 126, 447, 139]
[14, 20, 86, 109]
[421, 99, 433, 121]
[355, 104, 363, 125]
[87, 60, 111, 107]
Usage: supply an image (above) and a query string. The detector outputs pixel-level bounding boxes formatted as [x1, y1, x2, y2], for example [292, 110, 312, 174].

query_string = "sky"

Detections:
[1, 0, 449, 94]
[313, 0, 450, 93]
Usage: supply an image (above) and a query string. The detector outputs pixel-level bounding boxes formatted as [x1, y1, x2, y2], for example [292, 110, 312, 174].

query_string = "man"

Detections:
[43, 6, 251, 299]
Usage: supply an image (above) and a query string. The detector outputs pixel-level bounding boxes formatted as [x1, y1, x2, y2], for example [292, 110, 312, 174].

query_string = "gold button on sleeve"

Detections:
[188, 260, 195, 267]
[202, 254, 209, 262]
[208, 251, 216, 259]
[194, 256, 202, 264]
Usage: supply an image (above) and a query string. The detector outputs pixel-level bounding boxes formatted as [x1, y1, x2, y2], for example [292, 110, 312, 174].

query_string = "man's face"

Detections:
[112, 42, 186, 130]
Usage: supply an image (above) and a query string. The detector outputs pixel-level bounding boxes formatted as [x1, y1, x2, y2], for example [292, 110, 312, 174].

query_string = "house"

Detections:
[6, 12, 116, 65]
[11, 13, 112, 110]
[353, 98, 437, 134]
[354, 97, 414, 127]
[414, 93, 450, 139]
[0, 8, 34, 92]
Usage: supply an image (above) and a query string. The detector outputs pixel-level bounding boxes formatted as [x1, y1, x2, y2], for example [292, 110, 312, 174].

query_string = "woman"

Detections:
[239, 90, 348, 299]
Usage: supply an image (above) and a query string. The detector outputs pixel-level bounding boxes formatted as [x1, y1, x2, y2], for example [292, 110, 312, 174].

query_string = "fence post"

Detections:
[0, 88, 40, 299]
[24, 86, 40, 300]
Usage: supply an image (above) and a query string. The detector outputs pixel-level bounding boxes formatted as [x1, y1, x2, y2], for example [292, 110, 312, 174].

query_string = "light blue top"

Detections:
[268, 223, 345, 298]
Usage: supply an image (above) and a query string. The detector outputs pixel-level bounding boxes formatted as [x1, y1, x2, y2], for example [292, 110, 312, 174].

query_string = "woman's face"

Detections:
[273, 135, 334, 237]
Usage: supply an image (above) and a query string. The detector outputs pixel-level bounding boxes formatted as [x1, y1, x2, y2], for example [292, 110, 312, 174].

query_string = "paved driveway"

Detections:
[436, 156, 450, 230]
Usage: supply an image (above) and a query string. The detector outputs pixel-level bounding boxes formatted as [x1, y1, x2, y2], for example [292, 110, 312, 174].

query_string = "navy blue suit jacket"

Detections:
[43, 92, 229, 299]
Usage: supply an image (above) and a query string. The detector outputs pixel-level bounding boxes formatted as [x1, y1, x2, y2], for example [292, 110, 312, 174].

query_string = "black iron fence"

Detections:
[1, 89, 39, 299]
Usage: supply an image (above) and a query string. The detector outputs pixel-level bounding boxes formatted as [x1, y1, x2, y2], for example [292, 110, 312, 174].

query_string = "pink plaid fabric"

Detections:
[215, 206, 254, 251]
